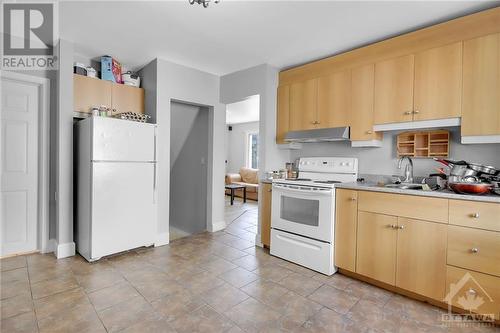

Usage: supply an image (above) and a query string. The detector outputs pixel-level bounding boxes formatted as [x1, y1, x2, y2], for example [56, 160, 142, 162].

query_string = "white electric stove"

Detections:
[270, 157, 358, 275]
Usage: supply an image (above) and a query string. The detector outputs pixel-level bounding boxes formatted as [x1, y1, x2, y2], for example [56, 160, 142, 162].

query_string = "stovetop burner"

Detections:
[314, 180, 342, 184]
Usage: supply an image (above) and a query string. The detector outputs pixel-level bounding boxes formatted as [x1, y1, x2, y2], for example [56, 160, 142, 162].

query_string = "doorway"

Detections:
[224, 95, 260, 238]
[0, 71, 50, 257]
[169, 102, 210, 240]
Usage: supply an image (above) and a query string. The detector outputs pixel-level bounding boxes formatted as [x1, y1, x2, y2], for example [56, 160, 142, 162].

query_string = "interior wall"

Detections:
[226, 121, 259, 174]
[170, 102, 209, 235]
[290, 128, 500, 177]
[139, 57, 226, 242]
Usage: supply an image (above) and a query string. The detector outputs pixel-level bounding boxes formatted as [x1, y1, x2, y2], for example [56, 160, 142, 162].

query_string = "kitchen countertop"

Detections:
[336, 182, 500, 203]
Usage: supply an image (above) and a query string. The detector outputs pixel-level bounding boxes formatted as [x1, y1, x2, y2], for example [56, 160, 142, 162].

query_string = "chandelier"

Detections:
[189, 0, 220, 8]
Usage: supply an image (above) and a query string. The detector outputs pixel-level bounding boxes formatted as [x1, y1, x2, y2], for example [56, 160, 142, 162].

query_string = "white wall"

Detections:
[290, 128, 500, 177]
[220, 64, 291, 246]
[139, 58, 226, 243]
[226, 121, 259, 174]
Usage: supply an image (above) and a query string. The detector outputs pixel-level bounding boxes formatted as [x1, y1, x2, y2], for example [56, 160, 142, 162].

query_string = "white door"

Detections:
[1, 77, 39, 256]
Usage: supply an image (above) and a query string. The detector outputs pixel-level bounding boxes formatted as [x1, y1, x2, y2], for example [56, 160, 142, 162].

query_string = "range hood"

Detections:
[284, 127, 350, 143]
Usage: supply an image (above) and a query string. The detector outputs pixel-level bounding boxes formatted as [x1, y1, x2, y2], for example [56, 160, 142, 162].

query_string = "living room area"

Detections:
[224, 95, 260, 245]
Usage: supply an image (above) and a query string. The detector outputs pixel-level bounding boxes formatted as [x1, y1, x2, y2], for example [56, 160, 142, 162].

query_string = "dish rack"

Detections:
[114, 112, 151, 123]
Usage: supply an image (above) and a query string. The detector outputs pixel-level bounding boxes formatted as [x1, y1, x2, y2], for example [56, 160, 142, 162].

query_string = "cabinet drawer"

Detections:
[358, 191, 448, 223]
[447, 225, 500, 277]
[446, 266, 500, 320]
[449, 200, 500, 232]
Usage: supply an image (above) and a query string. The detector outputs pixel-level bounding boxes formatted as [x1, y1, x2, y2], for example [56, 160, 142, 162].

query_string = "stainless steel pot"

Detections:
[468, 162, 498, 175]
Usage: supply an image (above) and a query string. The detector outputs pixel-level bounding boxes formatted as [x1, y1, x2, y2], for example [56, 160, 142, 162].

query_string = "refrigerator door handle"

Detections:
[153, 163, 157, 204]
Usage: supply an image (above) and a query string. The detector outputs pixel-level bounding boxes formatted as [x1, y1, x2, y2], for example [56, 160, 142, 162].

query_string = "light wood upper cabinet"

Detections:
[350, 64, 383, 141]
[73, 74, 112, 113]
[374, 55, 415, 125]
[396, 218, 447, 300]
[111, 84, 145, 114]
[276, 85, 290, 144]
[356, 211, 397, 285]
[334, 189, 358, 271]
[414, 42, 463, 121]
[260, 182, 272, 247]
[317, 70, 351, 128]
[462, 33, 500, 136]
[289, 79, 317, 131]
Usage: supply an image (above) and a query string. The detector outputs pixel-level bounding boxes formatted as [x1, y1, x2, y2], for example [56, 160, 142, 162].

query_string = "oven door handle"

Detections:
[272, 184, 333, 196]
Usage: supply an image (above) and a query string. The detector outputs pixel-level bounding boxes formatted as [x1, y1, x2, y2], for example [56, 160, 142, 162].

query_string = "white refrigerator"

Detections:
[75, 117, 157, 261]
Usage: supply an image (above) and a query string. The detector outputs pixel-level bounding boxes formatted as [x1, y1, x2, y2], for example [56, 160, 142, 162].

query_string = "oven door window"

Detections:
[280, 196, 319, 226]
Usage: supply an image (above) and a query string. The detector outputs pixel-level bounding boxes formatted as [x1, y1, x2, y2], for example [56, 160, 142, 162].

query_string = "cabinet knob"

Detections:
[388, 224, 397, 229]
[467, 288, 477, 296]
[366, 130, 373, 134]
[349, 197, 357, 201]
[471, 247, 479, 253]
[267, 189, 272, 192]
[404, 111, 412, 115]
[398, 225, 405, 230]
[413, 110, 420, 114]
[470, 213, 480, 218]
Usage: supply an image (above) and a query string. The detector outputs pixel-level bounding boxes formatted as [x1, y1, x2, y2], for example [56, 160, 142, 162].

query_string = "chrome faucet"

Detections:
[398, 156, 414, 183]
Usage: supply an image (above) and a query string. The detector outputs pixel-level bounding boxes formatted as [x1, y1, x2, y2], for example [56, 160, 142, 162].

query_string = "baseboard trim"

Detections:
[155, 232, 170, 247]
[209, 220, 226, 232]
[255, 233, 263, 248]
[56, 241, 75, 259]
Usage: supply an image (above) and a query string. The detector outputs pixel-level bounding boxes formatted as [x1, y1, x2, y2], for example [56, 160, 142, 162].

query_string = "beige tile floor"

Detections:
[1, 199, 498, 332]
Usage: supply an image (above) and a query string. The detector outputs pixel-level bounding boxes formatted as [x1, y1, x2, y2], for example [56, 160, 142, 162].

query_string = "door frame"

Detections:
[1, 71, 51, 255]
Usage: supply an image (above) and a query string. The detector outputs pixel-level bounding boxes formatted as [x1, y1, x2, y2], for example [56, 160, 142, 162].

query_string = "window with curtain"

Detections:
[247, 133, 259, 169]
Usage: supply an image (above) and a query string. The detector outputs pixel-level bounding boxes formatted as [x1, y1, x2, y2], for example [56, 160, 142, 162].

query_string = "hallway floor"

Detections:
[1, 199, 498, 333]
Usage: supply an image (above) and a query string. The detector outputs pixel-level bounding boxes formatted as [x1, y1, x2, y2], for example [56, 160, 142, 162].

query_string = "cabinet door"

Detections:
[374, 55, 415, 125]
[396, 218, 447, 300]
[462, 33, 500, 136]
[260, 183, 272, 247]
[334, 189, 358, 271]
[289, 78, 317, 131]
[351, 64, 382, 141]
[317, 70, 351, 128]
[276, 85, 290, 144]
[414, 42, 462, 121]
[73, 74, 112, 113]
[111, 84, 145, 114]
[356, 212, 397, 285]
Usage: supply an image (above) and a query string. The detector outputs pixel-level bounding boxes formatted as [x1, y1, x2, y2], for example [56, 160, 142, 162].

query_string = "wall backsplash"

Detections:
[289, 128, 500, 177]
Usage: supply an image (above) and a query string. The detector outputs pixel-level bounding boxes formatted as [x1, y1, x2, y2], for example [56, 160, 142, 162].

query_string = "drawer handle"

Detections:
[470, 248, 479, 253]
[470, 213, 480, 218]
[467, 288, 477, 296]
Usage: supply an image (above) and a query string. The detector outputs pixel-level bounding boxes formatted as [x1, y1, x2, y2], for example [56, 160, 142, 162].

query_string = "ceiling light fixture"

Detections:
[189, 0, 220, 8]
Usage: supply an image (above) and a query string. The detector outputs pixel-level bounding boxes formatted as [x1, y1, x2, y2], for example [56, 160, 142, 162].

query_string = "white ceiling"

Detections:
[226, 95, 260, 124]
[60, 1, 499, 75]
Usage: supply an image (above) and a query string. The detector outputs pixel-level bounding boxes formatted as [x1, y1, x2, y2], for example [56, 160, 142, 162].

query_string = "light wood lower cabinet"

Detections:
[447, 225, 500, 277]
[356, 211, 397, 285]
[339, 188, 500, 316]
[260, 182, 272, 247]
[446, 266, 500, 320]
[396, 218, 447, 300]
[334, 189, 358, 271]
